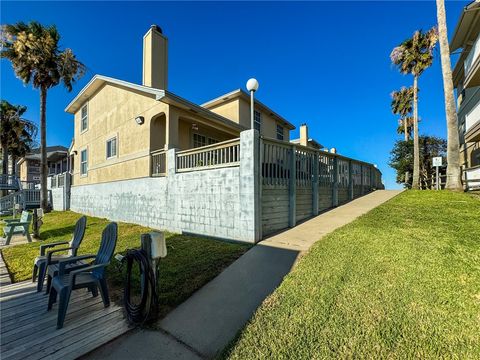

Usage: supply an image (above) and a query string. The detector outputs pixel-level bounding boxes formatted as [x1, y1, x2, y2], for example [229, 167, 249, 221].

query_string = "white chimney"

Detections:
[143, 25, 168, 89]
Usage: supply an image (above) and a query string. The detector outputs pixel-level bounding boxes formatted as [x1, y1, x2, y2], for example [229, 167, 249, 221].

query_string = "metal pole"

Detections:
[250, 90, 254, 130]
[436, 166, 439, 190]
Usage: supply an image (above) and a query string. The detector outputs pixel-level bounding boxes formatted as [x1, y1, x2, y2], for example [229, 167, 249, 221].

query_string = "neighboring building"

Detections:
[17, 146, 69, 183]
[451, 1, 480, 189]
[290, 124, 323, 149]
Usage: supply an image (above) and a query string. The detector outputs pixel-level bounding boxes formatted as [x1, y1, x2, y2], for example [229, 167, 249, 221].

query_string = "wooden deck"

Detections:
[0, 280, 131, 360]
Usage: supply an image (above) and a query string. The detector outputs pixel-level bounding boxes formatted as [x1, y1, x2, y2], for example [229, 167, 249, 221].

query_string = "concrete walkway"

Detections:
[86, 190, 401, 360]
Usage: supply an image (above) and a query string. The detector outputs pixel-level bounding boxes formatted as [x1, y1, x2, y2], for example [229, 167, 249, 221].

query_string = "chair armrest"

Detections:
[69, 263, 107, 287]
[40, 241, 69, 256]
[3, 219, 19, 224]
[58, 255, 96, 275]
[47, 247, 74, 264]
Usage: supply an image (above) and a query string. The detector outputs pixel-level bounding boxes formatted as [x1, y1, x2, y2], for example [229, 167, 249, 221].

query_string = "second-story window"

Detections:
[80, 149, 88, 176]
[276, 124, 284, 141]
[81, 104, 88, 132]
[254, 110, 262, 131]
[106, 137, 117, 159]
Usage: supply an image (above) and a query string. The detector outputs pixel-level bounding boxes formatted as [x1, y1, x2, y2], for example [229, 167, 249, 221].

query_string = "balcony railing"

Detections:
[464, 165, 480, 190]
[176, 139, 240, 172]
[465, 34, 480, 78]
[151, 150, 166, 176]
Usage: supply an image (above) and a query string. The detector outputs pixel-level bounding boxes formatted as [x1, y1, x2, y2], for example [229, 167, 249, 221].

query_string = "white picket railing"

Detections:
[151, 150, 167, 176]
[176, 139, 240, 172]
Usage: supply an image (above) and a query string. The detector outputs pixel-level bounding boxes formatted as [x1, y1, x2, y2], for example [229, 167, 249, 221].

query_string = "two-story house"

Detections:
[66, 25, 295, 186]
[451, 1, 480, 189]
[17, 146, 70, 183]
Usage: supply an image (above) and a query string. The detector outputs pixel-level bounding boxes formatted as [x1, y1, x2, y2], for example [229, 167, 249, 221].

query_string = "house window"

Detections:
[254, 110, 261, 131]
[81, 104, 88, 132]
[193, 133, 206, 148]
[276, 124, 284, 141]
[80, 149, 88, 176]
[208, 138, 219, 145]
[106, 137, 117, 159]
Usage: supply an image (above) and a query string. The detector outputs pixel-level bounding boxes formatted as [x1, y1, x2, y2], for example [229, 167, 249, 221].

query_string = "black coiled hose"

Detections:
[123, 248, 158, 325]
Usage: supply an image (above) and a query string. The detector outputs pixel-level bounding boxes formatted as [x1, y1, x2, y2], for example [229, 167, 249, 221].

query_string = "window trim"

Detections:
[80, 104, 88, 133]
[106, 135, 118, 160]
[276, 124, 284, 141]
[80, 148, 88, 177]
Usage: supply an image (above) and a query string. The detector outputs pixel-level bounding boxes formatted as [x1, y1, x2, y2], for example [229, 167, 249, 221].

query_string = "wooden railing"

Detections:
[0, 174, 20, 190]
[0, 189, 45, 213]
[151, 150, 167, 176]
[463, 165, 480, 190]
[49, 173, 67, 188]
[261, 138, 383, 190]
[176, 139, 240, 172]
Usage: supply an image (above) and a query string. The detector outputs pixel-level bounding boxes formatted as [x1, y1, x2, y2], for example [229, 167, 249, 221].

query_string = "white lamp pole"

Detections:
[246, 78, 259, 130]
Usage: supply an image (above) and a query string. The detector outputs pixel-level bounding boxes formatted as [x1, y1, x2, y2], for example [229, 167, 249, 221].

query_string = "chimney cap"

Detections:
[150, 24, 163, 34]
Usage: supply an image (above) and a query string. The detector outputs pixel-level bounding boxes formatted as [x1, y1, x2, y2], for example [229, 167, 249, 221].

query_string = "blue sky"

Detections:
[1, 1, 468, 189]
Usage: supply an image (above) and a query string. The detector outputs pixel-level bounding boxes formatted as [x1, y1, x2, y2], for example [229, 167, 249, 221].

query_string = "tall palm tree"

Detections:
[0, 100, 37, 194]
[391, 86, 414, 141]
[1, 22, 85, 211]
[391, 28, 438, 189]
[396, 116, 415, 140]
[435, 0, 462, 191]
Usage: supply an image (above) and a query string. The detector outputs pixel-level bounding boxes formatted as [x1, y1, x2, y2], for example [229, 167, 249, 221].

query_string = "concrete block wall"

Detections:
[71, 130, 260, 243]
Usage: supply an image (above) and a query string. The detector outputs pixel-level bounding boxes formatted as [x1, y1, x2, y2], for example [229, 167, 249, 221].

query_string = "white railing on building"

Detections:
[464, 165, 480, 190]
[176, 139, 240, 173]
[465, 33, 480, 78]
[151, 150, 167, 176]
[465, 100, 480, 135]
[49, 172, 68, 188]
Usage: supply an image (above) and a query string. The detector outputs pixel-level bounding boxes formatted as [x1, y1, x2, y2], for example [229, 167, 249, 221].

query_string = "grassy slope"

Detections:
[1, 211, 250, 317]
[227, 191, 480, 359]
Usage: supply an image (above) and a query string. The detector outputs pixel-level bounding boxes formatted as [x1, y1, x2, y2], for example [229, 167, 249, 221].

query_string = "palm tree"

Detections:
[396, 116, 415, 140]
[0, 100, 37, 195]
[1, 22, 85, 211]
[435, 0, 463, 191]
[391, 86, 414, 141]
[391, 28, 438, 189]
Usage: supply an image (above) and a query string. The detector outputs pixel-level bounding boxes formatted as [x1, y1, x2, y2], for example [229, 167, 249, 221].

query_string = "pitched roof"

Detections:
[450, 1, 480, 52]
[64, 75, 246, 132]
[201, 89, 296, 130]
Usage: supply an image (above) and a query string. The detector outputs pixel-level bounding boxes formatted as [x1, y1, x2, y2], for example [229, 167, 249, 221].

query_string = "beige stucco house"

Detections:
[66, 25, 295, 186]
[17, 146, 70, 183]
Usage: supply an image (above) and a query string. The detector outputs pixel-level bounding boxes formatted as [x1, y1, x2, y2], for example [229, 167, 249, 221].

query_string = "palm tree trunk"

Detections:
[436, 0, 463, 191]
[40, 86, 49, 212]
[412, 75, 420, 189]
[11, 155, 16, 176]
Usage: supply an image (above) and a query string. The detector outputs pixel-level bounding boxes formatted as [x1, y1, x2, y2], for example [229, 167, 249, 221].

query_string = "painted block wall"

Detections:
[71, 130, 259, 243]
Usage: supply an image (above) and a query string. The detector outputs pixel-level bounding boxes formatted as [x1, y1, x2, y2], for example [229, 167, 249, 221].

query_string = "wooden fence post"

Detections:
[348, 160, 353, 200]
[332, 156, 338, 207]
[288, 145, 296, 228]
[312, 152, 319, 216]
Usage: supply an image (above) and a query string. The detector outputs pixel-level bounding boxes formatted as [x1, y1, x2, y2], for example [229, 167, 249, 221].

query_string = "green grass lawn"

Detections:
[226, 191, 480, 359]
[1, 211, 250, 318]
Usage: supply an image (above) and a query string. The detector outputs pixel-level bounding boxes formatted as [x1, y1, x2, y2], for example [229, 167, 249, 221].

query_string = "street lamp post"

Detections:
[246, 78, 259, 130]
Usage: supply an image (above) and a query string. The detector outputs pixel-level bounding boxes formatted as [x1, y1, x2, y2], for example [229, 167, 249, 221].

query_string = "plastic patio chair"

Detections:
[32, 216, 87, 292]
[3, 211, 32, 245]
[47, 222, 118, 329]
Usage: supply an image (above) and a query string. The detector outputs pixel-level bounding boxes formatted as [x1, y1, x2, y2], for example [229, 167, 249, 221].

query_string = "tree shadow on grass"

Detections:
[39, 225, 75, 241]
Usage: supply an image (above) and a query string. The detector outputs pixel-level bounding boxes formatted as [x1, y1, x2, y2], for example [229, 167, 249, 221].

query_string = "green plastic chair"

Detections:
[32, 216, 87, 292]
[3, 211, 32, 245]
[47, 222, 118, 329]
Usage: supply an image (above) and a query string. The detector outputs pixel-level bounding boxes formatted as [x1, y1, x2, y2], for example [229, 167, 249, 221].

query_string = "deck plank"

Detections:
[0, 278, 130, 360]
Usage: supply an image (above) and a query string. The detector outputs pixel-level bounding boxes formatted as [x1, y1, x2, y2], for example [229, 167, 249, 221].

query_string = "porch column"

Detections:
[165, 109, 180, 150]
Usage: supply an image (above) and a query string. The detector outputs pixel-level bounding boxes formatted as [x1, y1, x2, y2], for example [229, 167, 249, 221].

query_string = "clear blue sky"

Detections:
[1, 1, 468, 189]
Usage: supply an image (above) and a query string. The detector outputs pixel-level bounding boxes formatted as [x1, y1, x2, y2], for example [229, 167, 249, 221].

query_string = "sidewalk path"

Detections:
[86, 190, 402, 360]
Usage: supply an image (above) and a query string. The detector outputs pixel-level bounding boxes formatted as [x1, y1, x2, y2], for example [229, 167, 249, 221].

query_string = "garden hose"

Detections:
[123, 248, 158, 325]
